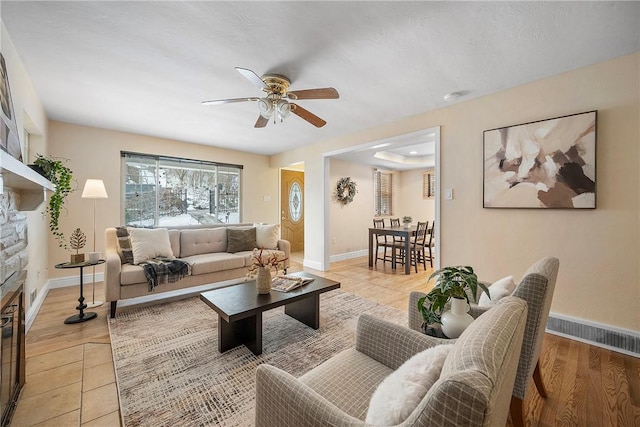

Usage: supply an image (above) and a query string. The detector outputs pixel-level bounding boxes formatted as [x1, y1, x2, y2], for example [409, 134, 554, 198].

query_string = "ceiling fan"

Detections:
[202, 67, 339, 128]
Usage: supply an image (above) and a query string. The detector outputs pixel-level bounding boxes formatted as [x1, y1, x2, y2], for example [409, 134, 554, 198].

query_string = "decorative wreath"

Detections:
[336, 177, 358, 204]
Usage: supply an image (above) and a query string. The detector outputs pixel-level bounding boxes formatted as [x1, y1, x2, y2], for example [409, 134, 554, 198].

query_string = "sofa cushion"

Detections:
[128, 228, 175, 265]
[479, 275, 516, 307]
[254, 224, 280, 250]
[168, 230, 181, 258]
[300, 348, 394, 420]
[180, 228, 227, 258]
[180, 253, 245, 275]
[115, 226, 134, 264]
[365, 344, 453, 426]
[120, 263, 147, 286]
[227, 227, 257, 253]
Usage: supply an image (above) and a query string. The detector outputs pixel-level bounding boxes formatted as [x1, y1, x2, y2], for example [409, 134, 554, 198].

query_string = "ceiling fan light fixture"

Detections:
[276, 99, 291, 119]
[258, 98, 273, 118]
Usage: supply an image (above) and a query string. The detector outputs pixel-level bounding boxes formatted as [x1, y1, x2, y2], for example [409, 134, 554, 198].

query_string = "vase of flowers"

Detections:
[402, 216, 412, 228]
[247, 248, 288, 294]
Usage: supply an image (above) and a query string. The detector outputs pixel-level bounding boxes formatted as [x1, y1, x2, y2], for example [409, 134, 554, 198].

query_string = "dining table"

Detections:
[368, 224, 417, 275]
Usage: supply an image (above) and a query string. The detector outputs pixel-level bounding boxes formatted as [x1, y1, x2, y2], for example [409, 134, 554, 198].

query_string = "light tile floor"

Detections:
[12, 343, 120, 427]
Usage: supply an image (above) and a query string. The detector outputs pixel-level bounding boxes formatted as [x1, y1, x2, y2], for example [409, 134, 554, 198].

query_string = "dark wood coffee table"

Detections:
[199, 272, 340, 355]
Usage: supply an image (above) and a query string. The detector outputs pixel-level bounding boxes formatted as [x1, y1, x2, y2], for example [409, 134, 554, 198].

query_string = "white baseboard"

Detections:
[48, 272, 104, 289]
[26, 280, 51, 333]
[330, 249, 368, 263]
[302, 258, 324, 271]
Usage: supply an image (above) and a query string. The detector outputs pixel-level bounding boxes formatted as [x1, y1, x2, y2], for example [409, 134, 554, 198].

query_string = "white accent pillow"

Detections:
[128, 228, 175, 265]
[365, 344, 453, 426]
[254, 224, 280, 250]
[478, 275, 516, 307]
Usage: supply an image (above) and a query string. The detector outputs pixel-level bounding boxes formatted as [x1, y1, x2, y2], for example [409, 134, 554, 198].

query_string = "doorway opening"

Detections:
[322, 126, 441, 271]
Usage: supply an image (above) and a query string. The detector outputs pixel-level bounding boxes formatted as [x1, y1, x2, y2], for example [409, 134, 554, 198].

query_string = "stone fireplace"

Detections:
[0, 189, 28, 286]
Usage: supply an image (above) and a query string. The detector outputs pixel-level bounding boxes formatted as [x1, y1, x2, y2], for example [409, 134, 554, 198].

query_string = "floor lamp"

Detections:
[82, 179, 108, 308]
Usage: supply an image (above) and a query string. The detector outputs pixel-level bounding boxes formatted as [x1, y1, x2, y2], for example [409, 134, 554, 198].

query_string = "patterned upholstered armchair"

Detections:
[255, 296, 527, 427]
[408, 256, 559, 427]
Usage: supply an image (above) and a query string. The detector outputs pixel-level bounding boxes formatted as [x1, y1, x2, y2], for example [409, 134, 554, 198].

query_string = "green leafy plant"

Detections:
[417, 265, 490, 326]
[402, 216, 412, 224]
[33, 154, 75, 249]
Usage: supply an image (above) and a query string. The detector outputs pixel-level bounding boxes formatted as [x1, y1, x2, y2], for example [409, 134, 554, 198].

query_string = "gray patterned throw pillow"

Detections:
[116, 226, 134, 264]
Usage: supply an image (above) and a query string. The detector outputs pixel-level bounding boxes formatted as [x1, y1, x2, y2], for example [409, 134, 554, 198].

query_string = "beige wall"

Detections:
[328, 158, 374, 256]
[273, 52, 640, 331]
[47, 121, 279, 278]
[1, 25, 50, 315]
[398, 168, 436, 227]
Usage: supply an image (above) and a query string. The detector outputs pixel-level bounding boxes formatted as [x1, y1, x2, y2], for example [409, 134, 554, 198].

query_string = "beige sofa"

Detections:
[104, 224, 290, 317]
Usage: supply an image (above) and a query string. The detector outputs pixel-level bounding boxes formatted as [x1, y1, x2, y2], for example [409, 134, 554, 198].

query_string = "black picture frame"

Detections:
[483, 110, 597, 209]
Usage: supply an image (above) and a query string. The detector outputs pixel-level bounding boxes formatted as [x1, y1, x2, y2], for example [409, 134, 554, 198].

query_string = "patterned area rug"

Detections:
[108, 290, 406, 427]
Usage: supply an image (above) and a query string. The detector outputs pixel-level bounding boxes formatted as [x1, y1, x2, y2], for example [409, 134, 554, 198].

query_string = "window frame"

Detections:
[121, 151, 243, 227]
[373, 169, 393, 216]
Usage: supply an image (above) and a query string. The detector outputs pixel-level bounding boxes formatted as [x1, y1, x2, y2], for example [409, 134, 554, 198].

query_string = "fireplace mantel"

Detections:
[0, 150, 55, 211]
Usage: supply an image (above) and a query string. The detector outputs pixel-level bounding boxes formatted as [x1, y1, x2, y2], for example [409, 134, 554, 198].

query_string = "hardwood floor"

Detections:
[11, 255, 640, 426]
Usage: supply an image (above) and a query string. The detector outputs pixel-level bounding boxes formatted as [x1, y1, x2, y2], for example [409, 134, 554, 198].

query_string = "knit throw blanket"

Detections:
[140, 258, 191, 291]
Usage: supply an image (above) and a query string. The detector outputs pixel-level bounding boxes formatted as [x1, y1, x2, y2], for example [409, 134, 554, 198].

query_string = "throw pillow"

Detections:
[478, 275, 517, 307]
[115, 226, 134, 264]
[227, 227, 257, 253]
[128, 228, 175, 265]
[254, 223, 280, 249]
[365, 344, 453, 426]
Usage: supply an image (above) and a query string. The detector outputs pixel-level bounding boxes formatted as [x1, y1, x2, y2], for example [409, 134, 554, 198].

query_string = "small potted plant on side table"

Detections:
[417, 265, 490, 338]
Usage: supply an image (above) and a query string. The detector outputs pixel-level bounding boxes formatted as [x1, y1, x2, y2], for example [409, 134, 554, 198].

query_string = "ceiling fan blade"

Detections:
[254, 115, 269, 128]
[286, 87, 339, 100]
[291, 103, 327, 128]
[235, 67, 269, 91]
[201, 97, 259, 106]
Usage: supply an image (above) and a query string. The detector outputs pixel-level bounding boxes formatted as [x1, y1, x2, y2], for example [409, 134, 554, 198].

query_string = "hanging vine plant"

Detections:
[33, 154, 75, 249]
[336, 177, 358, 204]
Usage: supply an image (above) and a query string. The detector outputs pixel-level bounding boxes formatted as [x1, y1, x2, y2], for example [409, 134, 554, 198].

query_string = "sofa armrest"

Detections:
[355, 314, 449, 370]
[255, 364, 362, 427]
[104, 228, 123, 303]
[408, 291, 427, 332]
[277, 239, 290, 269]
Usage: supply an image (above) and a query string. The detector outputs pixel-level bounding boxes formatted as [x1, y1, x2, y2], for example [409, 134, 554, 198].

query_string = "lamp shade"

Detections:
[81, 179, 108, 199]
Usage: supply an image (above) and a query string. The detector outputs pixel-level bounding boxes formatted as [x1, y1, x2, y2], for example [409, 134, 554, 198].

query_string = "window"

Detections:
[374, 169, 393, 216]
[423, 171, 435, 198]
[122, 152, 242, 227]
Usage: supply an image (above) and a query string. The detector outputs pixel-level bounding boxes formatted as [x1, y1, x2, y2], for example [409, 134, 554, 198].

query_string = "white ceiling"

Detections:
[2, 1, 639, 167]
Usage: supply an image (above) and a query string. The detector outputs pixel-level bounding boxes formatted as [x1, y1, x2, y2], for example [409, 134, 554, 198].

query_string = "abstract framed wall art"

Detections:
[483, 110, 596, 209]
[0, 53, 22, 161]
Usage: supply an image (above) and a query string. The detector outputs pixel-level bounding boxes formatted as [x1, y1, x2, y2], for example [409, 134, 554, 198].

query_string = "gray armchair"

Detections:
[255, 296, 527, 427]
[408, 256, 559, 427]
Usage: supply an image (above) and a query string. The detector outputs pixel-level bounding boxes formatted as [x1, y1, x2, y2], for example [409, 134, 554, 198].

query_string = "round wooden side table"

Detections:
[55, 259, 105, 324]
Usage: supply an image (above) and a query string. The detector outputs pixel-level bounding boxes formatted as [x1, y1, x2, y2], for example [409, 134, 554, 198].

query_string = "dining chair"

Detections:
[389, 218, 406, 265]
[408, 221, 429, 273]
[372, 219, 392, 265]
[423, 221, 434, 268]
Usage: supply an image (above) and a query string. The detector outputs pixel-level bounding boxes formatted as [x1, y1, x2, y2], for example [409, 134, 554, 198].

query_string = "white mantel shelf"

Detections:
[0, 150, 55, 211]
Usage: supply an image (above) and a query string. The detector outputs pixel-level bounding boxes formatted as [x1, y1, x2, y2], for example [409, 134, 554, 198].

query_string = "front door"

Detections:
[280, 169, 304, 252]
